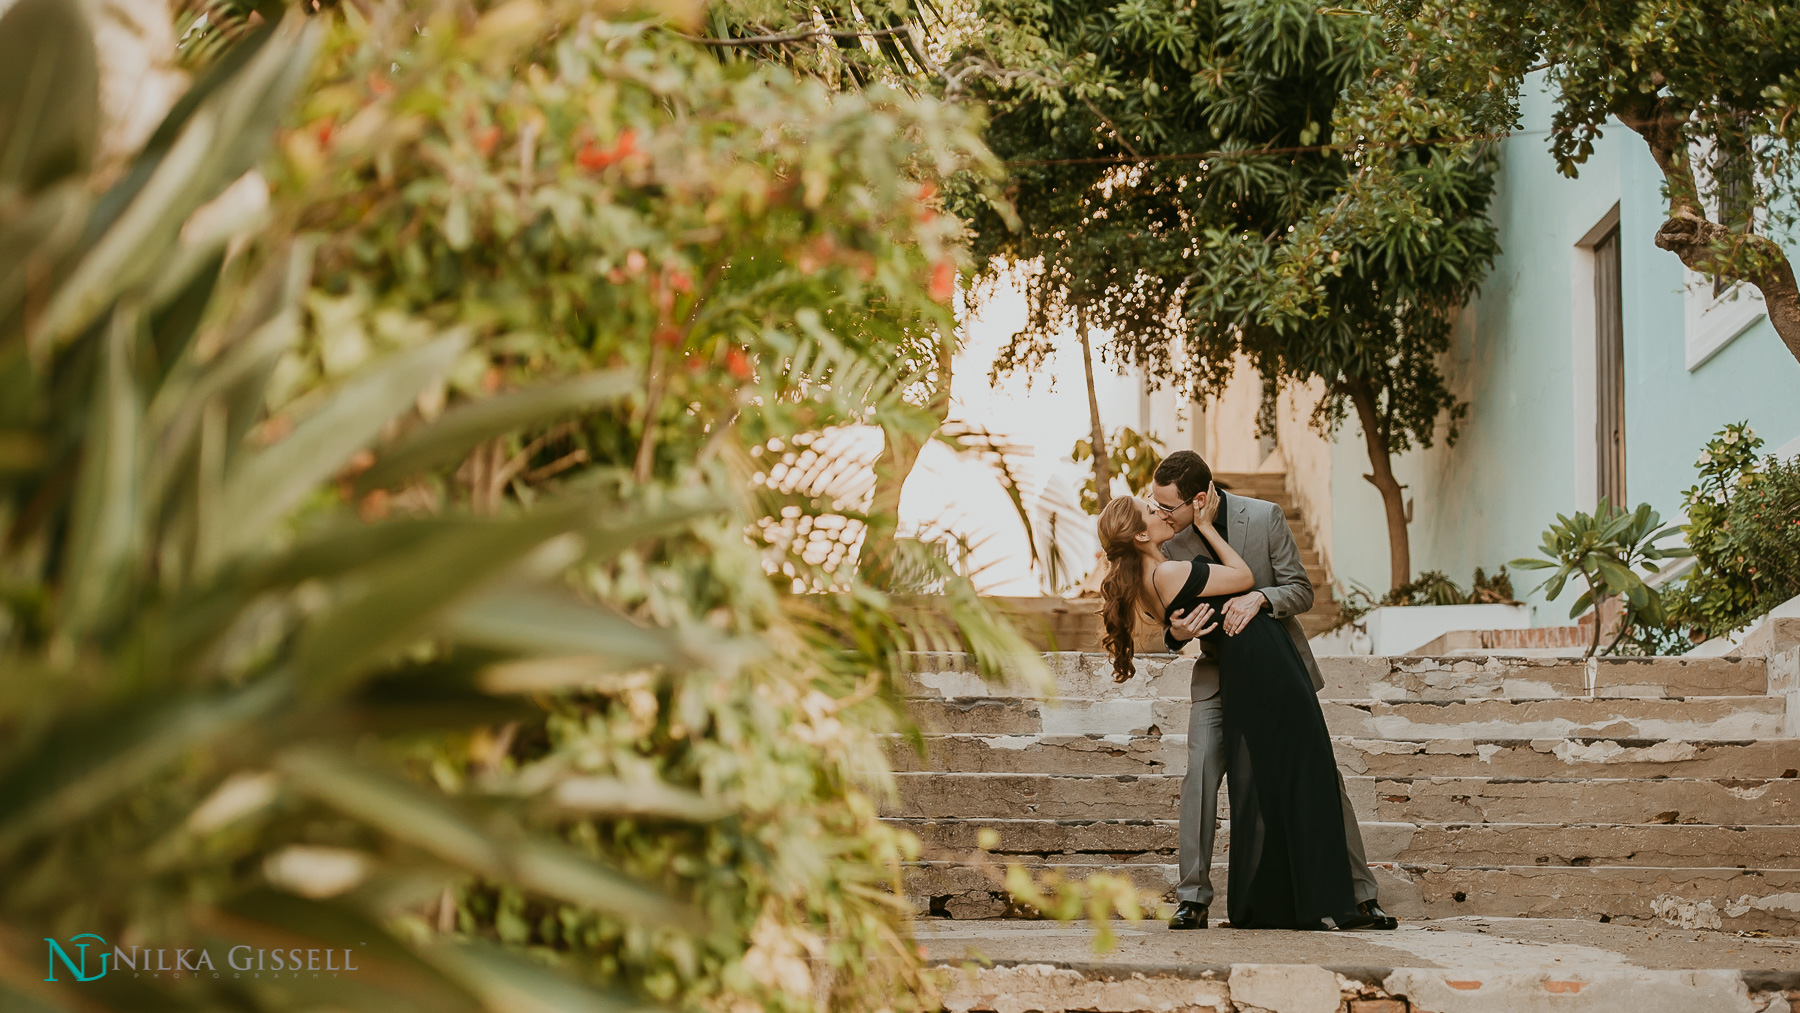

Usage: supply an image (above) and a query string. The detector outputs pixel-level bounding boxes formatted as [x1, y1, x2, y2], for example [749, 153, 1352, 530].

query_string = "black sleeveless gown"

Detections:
[1161, 561, 1357, 929]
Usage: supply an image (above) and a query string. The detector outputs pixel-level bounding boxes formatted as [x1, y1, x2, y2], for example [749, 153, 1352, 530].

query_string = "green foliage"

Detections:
[1662, 423, 1800, 643]
[1072, 426, 1164, 513]
[1511, 500, 1686, 658]
[1332, 565, 1517, 627]
[1362, 0, 1800, 360]
[0, 3, 1092, 1012]
[949, 0, 1499, 590]
[0, 5, 731, 1010]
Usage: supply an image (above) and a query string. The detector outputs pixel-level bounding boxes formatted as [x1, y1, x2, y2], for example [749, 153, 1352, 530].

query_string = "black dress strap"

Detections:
[1160, 560, 1212, 620]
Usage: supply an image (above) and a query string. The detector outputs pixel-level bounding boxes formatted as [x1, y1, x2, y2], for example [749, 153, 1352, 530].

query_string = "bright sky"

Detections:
[898, 274, 1145, 595]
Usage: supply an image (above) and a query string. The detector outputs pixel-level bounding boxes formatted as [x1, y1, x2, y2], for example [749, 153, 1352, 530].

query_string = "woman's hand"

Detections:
[1193, 482, 1220, 529]
[1167, 602, 1218, 642]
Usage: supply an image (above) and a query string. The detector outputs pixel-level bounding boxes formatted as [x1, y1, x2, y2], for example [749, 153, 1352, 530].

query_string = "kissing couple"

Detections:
[1095, 450, 1399, 932]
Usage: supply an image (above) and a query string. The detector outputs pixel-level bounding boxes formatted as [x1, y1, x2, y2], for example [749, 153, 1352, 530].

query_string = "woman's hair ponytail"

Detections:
[1095, 498, 1147, 683]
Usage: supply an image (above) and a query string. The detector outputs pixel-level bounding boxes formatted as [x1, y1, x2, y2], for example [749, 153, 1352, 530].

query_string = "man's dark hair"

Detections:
[1153, 450, 1213, 501]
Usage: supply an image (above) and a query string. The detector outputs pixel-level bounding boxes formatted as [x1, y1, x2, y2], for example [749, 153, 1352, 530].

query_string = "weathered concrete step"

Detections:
[922, 919, 1800, 1013]
[902, 652, 1770, 703]
[891, 816, 1800, 869]
[893, 733, 1800, 780]
[890, 772, 1800, 826]
[889, 733, 1185, 774]
[1405, 864, 1800, 933]
[909, 858, 1800, 932]
[1359, 775, 1800, 827]
[1325, 696, 1788, 741]
[1338, 736, 1800, 781]
[906, 694, 1788, 739]
[891, 771, 1181, 819]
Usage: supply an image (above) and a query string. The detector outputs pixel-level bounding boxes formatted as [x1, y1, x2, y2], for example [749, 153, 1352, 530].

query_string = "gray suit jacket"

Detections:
[1161, 492, 1323, 698]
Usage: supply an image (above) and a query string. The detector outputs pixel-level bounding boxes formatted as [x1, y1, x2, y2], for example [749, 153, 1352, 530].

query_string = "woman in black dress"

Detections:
[1095, 490, 1360, 930]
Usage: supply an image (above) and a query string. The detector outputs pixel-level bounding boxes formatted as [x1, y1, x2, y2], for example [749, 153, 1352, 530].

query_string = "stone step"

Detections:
[900, 653, 1772, 702]
[905, 858, 1800, 932]
[1338, 736, 1800, 781]
[888, 734, 1800, 781]
[924, 919, 1800, 1013]
[891, 817, 1800, 869]
[904, 694, 1788, 739]
[888, 772, 1800, 826]
[1324, 696, 1788, 741]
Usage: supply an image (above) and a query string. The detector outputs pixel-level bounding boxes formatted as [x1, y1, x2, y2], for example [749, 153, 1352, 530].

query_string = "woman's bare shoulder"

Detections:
[1151, 559, 1191, 598]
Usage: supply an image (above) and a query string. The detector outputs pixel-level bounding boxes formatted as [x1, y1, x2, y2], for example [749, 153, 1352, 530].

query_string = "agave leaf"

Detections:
[346, 658, 541, 734]
[206, 889, 484, 1013]
[278, 748, 700, 934]
[0, 676, 291, 857]
[444, 584, 685, 665]
[424, 941, 663, 1013]
[209, 331, 468, 569]
[34, 14, 320, 351]
[0, 0, 98, 193]
[545, 776, 728, 821]
[57, 306, 144, 639]
[357, 370, 636, 492]
[290, 500, 586, 695]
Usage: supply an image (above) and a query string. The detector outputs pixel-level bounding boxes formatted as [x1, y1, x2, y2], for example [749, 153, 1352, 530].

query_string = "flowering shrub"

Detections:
[1663, 423, 1800, 643]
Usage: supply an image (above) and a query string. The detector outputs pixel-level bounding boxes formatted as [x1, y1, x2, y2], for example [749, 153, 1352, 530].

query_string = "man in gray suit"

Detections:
[1151, 450, 1396, 931]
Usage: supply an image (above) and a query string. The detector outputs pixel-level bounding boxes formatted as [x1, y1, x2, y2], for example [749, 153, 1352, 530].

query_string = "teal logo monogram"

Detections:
[44, 934, 109, 982]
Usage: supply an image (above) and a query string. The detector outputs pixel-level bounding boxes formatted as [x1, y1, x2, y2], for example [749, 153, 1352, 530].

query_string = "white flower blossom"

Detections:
[1724, 430, 1738, 444]
[1698, 451, 1712, 465]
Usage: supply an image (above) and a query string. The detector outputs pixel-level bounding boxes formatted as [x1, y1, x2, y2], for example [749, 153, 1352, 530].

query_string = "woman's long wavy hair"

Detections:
[1096, 497, 1147, 683]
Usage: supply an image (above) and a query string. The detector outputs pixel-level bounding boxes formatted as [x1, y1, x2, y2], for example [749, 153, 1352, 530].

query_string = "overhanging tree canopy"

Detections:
[951, 0, 1500, 589]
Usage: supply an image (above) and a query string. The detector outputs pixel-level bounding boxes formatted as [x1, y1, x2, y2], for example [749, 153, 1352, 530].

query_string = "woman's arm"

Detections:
[1196, 526, 1255, 598]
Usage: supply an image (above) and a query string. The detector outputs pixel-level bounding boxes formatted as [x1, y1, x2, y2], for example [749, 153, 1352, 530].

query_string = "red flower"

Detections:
[929, 259, 957, 303]
[314, 119, 335, 148]
[578, 129, 638, 171]
[655, 327, 682, 347]
[726, 348, 752, 380]
[475, 125, 501, 157]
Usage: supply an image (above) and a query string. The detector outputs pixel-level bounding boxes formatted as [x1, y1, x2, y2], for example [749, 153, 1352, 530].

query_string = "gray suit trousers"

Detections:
[1176, 663, 1380, 907]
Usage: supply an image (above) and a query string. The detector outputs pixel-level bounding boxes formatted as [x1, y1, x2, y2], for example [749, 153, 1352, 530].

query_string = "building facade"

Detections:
[1314, 76, 1800, 621]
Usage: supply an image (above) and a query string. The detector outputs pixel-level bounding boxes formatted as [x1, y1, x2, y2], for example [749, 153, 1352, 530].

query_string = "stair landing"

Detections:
[924, 918, 1800, 1013]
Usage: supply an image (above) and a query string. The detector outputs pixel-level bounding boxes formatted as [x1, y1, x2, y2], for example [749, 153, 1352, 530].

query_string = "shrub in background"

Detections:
[1663, 423, 1800, 644]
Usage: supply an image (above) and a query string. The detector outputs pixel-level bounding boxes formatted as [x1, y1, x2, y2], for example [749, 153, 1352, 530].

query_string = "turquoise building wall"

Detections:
[1326, 75, 1800, 621]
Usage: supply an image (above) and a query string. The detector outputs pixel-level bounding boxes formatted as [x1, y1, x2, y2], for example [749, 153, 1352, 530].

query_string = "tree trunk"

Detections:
[1344, 379, 1410, 591]
[1077, 306, 1112, 511]
[860, 335, 955, 583]
[1621, 98, 1800, 366]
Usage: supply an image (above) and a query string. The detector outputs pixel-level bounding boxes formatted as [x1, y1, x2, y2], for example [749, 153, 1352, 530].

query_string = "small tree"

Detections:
[1512, 501, 1687, 657]
[952, 0, 1499, 590]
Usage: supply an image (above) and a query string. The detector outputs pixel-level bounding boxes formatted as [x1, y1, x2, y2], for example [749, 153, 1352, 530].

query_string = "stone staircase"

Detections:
[888, 650, 1800, 933]
[1212, 471, 1340, 637]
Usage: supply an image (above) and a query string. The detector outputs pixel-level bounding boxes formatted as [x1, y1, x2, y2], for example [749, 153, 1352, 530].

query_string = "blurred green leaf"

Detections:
[0, 0, 97, 193]
[358, 370, 636, 492]
[211, 331, 468, 568]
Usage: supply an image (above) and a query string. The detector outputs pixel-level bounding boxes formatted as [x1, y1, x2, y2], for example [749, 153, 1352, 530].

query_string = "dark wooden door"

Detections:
[1595, 227, 1627, 508]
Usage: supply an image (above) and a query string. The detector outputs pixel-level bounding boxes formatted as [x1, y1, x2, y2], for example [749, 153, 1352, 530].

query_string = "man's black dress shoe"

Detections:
[1169, 901, 1209, 930]
[1335, 899, 1399, 930]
